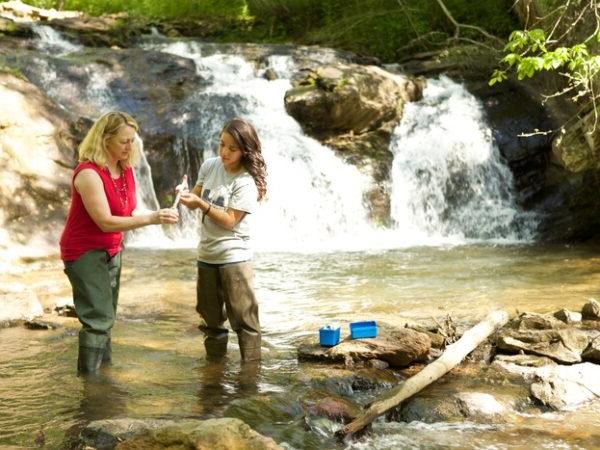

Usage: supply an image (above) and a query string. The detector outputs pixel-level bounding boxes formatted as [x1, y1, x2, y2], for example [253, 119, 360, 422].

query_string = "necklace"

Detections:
[108, 168, 129, 211]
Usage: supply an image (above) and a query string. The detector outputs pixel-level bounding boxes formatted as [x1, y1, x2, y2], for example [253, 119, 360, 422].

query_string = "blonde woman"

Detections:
[60, 111, 178, 374]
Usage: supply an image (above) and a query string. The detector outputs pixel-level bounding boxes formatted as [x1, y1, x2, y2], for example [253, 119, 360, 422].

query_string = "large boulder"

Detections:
[495, 360, 600, 411]
[284, 63, 424, 223]
[284, 64, 416, 137]
[298, 327, 431, 367]
[6, 47, 208, 208]
[0, 72, 78, 257]
[79, 418, 282, 450]
[497, 328, 589, 364]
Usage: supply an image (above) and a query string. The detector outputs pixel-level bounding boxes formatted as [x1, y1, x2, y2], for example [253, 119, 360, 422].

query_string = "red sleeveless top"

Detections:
[60, 161, 137, 261]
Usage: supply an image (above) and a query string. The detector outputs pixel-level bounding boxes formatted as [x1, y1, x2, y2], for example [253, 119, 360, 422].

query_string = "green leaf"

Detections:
[502, 53, 520, 67]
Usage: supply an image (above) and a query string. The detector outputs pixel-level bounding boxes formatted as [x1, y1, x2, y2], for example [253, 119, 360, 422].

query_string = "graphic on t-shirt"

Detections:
[202, 188, 226, 207]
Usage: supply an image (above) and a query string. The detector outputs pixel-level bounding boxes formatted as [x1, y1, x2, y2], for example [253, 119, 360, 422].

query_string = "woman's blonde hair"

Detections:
[78, 111, 140, 167]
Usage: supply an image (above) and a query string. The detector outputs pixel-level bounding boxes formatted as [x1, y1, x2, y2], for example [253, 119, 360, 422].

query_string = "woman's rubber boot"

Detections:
[102, 338, 112, 366]
[77, 346, 104, 374]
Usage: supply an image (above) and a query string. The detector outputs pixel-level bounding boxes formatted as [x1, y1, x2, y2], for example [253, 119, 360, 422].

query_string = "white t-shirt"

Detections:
[195, 157, 258, 264]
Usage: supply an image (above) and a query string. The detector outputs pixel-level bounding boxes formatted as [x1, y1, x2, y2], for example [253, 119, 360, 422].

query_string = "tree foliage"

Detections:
[491, 0, 600, 131]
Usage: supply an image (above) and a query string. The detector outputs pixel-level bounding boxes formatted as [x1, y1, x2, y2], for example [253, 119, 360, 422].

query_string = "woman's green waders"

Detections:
[64, 250, 121, 374]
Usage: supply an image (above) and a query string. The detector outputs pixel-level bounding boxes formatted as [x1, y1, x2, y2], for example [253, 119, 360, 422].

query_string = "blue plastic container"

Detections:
[350, 321, 378, 339]
[319, 325, 341, 346]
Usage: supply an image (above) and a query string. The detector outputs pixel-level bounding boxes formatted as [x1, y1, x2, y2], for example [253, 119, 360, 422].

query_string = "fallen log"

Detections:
[337, 310, 509, 439]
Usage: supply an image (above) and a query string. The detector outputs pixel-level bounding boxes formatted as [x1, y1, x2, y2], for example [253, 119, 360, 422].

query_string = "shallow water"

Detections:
[1, 244, 600, 448]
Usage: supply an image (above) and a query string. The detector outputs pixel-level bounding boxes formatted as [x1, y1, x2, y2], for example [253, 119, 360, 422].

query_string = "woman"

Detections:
[60, 111, 179, 374]
[180, 118, 267, 363]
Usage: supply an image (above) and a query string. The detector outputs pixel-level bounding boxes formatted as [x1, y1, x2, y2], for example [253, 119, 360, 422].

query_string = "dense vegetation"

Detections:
[23, 0, 519, 61]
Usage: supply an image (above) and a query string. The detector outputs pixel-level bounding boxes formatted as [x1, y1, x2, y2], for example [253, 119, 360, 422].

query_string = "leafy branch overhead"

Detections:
[490, 0, 600, 132]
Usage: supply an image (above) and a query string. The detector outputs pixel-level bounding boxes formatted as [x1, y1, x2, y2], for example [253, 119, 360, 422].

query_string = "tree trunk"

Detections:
[337, 310, 509, 439]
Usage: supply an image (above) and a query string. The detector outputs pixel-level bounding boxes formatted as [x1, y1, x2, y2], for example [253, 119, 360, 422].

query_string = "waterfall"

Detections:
[144, 41, 380, 252]
[31, 24, 82, 55]
[27, 26, 536, 251]
[389, 76, 536, 243]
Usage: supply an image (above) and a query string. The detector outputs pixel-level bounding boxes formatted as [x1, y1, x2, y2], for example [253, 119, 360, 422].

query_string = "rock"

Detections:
[398, 395, 464, 423]
[0, 291, 43, 324]
[530, 363, 600, 410]
[366, 359, 389, 369]
[398, 392, 510, 423]
[298, 328, 431, 367]
[263, 68, 277, 81]
[497, 328, 589, 364]
[582, 299, 600, 320]
[552, 108, 600, 173]
[79, 418, 281, 450]
[0, 73, 77, 258]
[553, 308, 582, 324]
[305, 395, 360, 423]
[455, 392, 510, 421]
[493, 361, 600, 411]
[284, 63, 410, 138]
[509, 312, 566, 330]
[582, 337, 600, 363]
[494, 354, 557, 367]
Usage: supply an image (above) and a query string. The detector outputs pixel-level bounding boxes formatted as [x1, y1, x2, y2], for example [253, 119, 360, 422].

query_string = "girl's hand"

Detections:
[179, 192, 201, 210]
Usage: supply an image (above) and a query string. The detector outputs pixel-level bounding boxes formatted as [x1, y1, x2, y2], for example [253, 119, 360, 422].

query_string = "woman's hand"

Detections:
[179, 192, 202, 210]
[151, 208, 179, 225]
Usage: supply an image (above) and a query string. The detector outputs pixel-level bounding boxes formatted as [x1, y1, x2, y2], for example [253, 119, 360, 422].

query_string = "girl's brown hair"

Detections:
[222, 118, 267, 201]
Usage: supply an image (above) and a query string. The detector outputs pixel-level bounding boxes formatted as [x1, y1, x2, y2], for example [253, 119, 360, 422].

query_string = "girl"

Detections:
[180, 118, 267, 362]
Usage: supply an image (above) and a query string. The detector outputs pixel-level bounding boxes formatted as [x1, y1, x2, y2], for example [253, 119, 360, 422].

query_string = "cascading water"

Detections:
[25, 30, 167, 244]
[27, 27, 536, 252]
[389, 76, 536, 244]
[31, 24, 82, 55]
[143, 41, 379, 252]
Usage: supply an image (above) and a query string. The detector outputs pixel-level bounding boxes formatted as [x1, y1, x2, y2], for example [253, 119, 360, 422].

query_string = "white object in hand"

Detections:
[172, 175, 188, 209]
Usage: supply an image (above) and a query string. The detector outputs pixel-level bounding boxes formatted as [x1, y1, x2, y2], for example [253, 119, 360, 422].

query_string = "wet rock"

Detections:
[80, 418, 281, 450]
[494, 354, 557, 367]
[582, 299, 600, 321]
[366, 359, 389, 370]
[493, 361, 600, 411]
[398, 395, 464, 423]
[0, 290, 43, 325]
[305, 395, 361, 423]
[263, 68, 277, 81]
[497, 328, 589, 364]
[582, 337, 600, 363]
[398, 391, 510, 424]
[553, 308, 582, 324]
[455, 392, 510, 421]
[298, 328, 431, 367]
[509, 312, 566, 330]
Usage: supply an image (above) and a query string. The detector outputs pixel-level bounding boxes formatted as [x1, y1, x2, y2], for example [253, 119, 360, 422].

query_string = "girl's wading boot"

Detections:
[238, 331, 261, 363]
[204, 333, 228, 362]
[77, 346, 104, 374]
